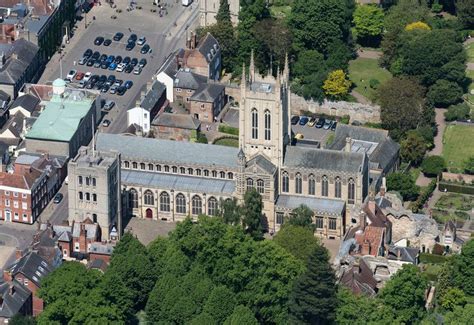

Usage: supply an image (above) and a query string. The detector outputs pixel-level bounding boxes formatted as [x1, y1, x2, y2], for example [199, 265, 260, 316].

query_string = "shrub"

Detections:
[339, 115, 350, 124]
[387, 172, 420, 201]
[411, 179, 437, 212]
[444, 103, 470, 122]
[196, 133, 208, 144]
[218, 125, 239, 136]
[427, 80, 463, 108]
[405, 21, 431, 31]
[465, 157, 474, 175]
[369, 79, 380, 89]
[421, 155, 446, 177]
[419, 253, 448, 264]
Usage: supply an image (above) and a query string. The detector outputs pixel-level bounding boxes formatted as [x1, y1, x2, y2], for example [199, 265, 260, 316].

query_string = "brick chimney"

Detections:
[79, 224, 87, 253]
[359, 212, 366, 230]
[380, 177, 387, 197]
[361, 240, 371, 255]
[3, 270, 12, 282]
[368, 188, 376, 215]
[345, 137, 352, 152]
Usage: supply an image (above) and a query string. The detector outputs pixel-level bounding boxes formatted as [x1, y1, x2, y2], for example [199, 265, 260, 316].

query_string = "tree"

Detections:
[224, 305, 258, 325]
[190, 313, 217, 325]
[421, 155, 446, 177]
[444, 304, 474, 324]
[288, 245, 338, 324]
[218, 197, 242, 225]
[456, 0, 474, 29]
[380, 264, 428, 324]
[427, 80, 463, 107]
[288, 204, 315, 229]
[444, 103, 471, 122]
[378, 77, 425, 140]
[405, 21, 431, 31]
[439, 287, 467, 311]
[215, 0, 231, 24]
[465, 156, 474, 175]
[323, 69, 352, 99]
[352, 4, 384, 46]
[292, 50, 328, 101]
[386, 172, 420, 201]
[242, 188, 264, 240]
[452, 240, 474, 295]
[9, 315, 36, 325]
[336, 288, 382, 324]
[203, 285, 237, 323]
[274, 224, 320, 263]
[400, 131, 428, 165]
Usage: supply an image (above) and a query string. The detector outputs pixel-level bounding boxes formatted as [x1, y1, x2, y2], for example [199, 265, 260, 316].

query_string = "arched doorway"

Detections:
[145, 208, 153, 219]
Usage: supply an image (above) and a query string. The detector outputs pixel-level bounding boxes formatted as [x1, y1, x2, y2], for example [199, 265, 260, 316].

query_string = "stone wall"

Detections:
[290, 93, 381, 123]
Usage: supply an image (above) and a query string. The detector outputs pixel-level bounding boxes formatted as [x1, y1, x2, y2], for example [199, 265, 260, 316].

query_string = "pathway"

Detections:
[350, 90, 371, 105]
[428, 108, 446, 156]
[356, 49, 382, 60]
[467, 63, 474, 71]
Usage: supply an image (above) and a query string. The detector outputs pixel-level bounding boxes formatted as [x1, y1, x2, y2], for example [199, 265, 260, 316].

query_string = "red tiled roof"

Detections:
[359, 226, 385, 256]
[0, 167, 42, 190]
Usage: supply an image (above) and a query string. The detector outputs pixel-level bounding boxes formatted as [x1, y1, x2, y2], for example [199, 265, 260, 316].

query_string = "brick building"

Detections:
[189, 83, 225, 123]
[151, 113, 201, 141]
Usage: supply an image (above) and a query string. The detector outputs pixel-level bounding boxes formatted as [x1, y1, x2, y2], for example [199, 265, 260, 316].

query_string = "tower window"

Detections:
[264, 109, 271, 140]
[295, 173, 302, 194]
[251, 108, 258, 139]
[282, 172, 289, 193]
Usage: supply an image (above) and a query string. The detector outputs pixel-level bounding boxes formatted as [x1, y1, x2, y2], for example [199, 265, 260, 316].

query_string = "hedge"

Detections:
[411, 179, 437, 213]
[218, 125, 239, 136]
[419, 253, 449, 264]
[438, 181, 474, 195]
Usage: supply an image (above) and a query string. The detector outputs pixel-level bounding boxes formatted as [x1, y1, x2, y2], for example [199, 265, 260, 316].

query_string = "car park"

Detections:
[114, 56, 122, 64]
[106, 75, 116, 85]
[124, 64, 134, 73]
[78, 57, 88, 65]
[75, 72, 85, 80]
[130, 58, 138, 66]
[117, 86, 127, 96]
[140, 44, 150, 54]
[108, 62, 117, 70]
[101, 84, 110, 93]
[116, 63, 126, 72]
[83, 72, 92, 82]
[133, 66, 142, 75]
[94, 36, 104, 45]
[315, 118, 325, 128]
[113, 32, 124, 41]
[128, 34, 137, 43]
[331, 122, 337, 131]
[114, 79, 123, 87]
[53, 193, 63, 204]
[104, 100, 115, 111]
[109, 85, 118, 94]
[66, 69, 77, 81]
[299, 116, 309, 126]
[323, 119, 333, 130]
[122, 56, 131, 65]
[139, 58, 147, 68]
[92, 51, 100, 59]
[124, 80, 133, 89]
[102, 119, 111, 127]
[103, 39, 112, 46]
[308, 117, 317, 127]
[126, 42, 135, 51]
[137, 36, 146, 46]
[291, 116, 300, 125]
[83, 49, 93, 58]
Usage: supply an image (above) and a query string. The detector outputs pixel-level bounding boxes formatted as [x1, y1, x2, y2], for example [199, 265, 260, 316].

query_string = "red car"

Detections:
[75, 72, 85, 80]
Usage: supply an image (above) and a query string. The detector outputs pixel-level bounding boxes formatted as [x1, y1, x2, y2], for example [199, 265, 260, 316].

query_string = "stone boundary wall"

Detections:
[290, 93, 381, 123]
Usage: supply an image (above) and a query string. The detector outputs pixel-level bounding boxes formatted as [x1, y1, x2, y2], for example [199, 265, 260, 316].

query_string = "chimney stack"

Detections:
[368, 188, 376, 215]
[345, 137, 352, 152]
[380, 177, 387, 196]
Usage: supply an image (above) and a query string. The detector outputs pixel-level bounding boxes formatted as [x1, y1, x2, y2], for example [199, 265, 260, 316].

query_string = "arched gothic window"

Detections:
[208, 197, 218, 216]
[308, 174, 315, 195]
[335, 177, 342, 198]
[160, 192, 170, 212]
[144, 190, 154, 205]
[348, 178, 355, 204]
[322, 175, 329, 197]
[251, 108, 258, 139]
[264, 109, 271, 140]
[256, 179, 265, 194]
[295, 173, 302, 194]
[192, 195, 202, 215]
[129, 189, 138, 209]
[247, 178, 254, 191]
[282, 172, 289, 193]
[176, 193, 186, 214]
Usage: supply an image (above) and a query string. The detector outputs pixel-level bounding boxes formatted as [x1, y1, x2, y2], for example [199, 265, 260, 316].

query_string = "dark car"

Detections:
[130, 58, 138, 66]
[99, 75, 107, 83]
[99, 54, 107, 61]
[53, 193, 63, 204]
[94, 60, 102, 68]
[291, 116, 300, 125]
[124, 80, 133, 89]
[101, 61, 110, 69]
[86, 81, 95, 89]
[122, 56, 131, 65]
[114, 79, 123, 87]
[113, 32, 124, 41]
[139, 58, 147, 68]
[127, 33, 137, 43]
[106, 55, 115, 63]
[117, 86, 127, 96]
[107, 75, 116, 85]
[126, 41, 135, 51]
[94, 81, 104, 90]
[114, 55, 122, 64]
[86, 58, 95, 66]
[94, 36, 104, 46]
[299, 116, 309, 126]
[331, 121, 337, 131]
[102, 119, 111, 127]
[101, 84, 110, 93]
[90, 75, 99, 83]
[315, 117, 325, 128]
[140, 44, 150, 54]
[92, 51, 100, 59]
[103, 39, 112, 46]
[124, 64, 134, 73]
[83, 49, 93, 58]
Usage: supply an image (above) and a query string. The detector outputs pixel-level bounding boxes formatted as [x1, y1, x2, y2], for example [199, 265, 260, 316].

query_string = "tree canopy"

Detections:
[352, 4, 384, 46]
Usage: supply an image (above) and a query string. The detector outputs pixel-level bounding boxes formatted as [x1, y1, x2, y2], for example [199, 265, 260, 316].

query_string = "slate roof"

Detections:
[140, 80, 166, 112]
[97, 133, 239, 169]
[89, 242, 114, 255]
[10, 94, 40, 113]
[276, 194, 345, 216]
[0, 39, 39, 85]
[0, 280, 31, 318]
[72, 222, 98, 240]
[284, 146, 365, 173]
[0, 89, 10, 102]
[152, 112, 201, 129]
[246, 154, 277, 175]
[387, 245, 419, 264]
[190, 83, 224, 103]
[197, 33, 220, 63]
[57, 231, 72, 242]
[0, 111, 25, 138]
[122, 169, 235, 195]
[7, 251, 52, 287]
[174, 70, 207, 90]
[159, 49, 185, 77]
[340, 259, 378, 296]
[87, 259, 108, 273]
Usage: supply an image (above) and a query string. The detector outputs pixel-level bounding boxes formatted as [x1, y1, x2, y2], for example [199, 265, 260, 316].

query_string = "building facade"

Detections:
[68, 146, 121, 241]
[199, 0, 240, 26]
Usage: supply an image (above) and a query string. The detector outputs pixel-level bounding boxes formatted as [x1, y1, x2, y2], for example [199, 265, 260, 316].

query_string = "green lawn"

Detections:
[466, 42, 474, 64]
[348, 58, 392, 103]
[435, 193, 474, 211]
[442, 125, 474, 172]
[467, 70, 474, 105]
[214, 137, 239, 148]
[270, 5, 291, 19]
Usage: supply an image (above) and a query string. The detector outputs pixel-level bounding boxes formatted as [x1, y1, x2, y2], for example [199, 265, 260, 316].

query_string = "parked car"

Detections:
[108, 62, 117, 70]
[103, 39, 112, 46]
[104, 100, 115, 110]
[128, 33, 137, 43]
[102, 119, 111, 127]
[78, 80, 86, 88]
[101, 84, 110, 93]
[106, 75, 116, 85]
[116, 63, 126, 72]
[109, 85, 118, 94]
[117, 86, 127, 96]
[101, 61, 110, 69]
[78, 57, 87, 65]
[308, 117, 317, 127]
[124, 80, 133, 89]
[99, 54, 107, 61]
[53, 193, 63, 204]
[139, 58, 147, 68]
[315, 118, 325, 128]
[106, 55, 115, 63]
[66, 69, 77, 81]
[83, 72, 92, 82]
[124, 64, 134, 73]
[86, 81, 95, 89]
[133, 66, 142, 75]
[299, 116, 309, 126]
[114, 79, 123, 87]
[114, 55, 122, 64]
[137, 36, 146, 45]
[140, 44, 150, 54]
[291, 116, 300, 125]
[126, 41, 135, 51]
[331, 121, 337, 131]
[94, 36, 104, 45]
[294, 133, 304, 140]
[92, 51, 100, 59]
[75, 72, 85, 80]
[93, 60, 102, 68]
[323, 119, 333, 130]
[122, 56, 131, 65]
[113, 32, 124, 41]
[83, 49, 93, 58]
[86, 58, 95, 66]
[130, 58, 138, 66]
[99, 75, 107, 83]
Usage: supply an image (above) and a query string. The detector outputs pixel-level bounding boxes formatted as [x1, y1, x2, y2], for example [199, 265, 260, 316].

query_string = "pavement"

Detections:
[0, 221, 37, 269]
[125, 218, 177, 246]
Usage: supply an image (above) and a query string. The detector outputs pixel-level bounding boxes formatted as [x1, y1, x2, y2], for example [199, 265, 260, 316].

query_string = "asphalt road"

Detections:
[40, 184, 69, 225]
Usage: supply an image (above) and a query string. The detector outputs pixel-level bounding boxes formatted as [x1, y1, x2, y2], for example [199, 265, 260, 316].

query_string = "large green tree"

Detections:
[288, 204, 315, 229]
[452, 240, 474, 295]
[400, 130, 428, 165]
[427, 79, 463, 108]
[288, 245, 338, 324]
[352, 4, 384, 46]
[218, 197, 242, 225]
[274, 224, 320, 263]
[242, 188, 264, 240]
[224, 305, 258, 325]
[386, 172, 420, 201]
[203, 285, 237, 323]
[456, 0, 474, 29]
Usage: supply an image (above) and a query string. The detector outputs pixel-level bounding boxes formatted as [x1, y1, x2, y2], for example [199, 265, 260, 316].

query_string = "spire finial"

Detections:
[283, 52, 289, 83]
[249, 49, 255, 83]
